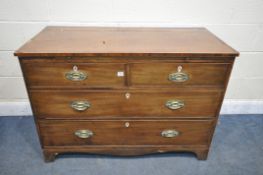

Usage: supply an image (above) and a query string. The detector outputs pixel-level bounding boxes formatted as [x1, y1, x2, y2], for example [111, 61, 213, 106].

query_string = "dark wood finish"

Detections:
[39, 119, 213, 146]
[30, 89, 223, 118]
[43, 146, 208, 162]
[195, 149, 209, 160]
[43, 150, 57, 162]
[19, 56, 235, 63]
[15, 26, 239, 162]
[15, 27, 238, 57]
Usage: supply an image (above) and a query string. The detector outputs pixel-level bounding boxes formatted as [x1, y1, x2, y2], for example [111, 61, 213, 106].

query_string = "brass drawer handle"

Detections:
[161, 129, 179, 138]
[71, 101, 91, 111]
[168, 65, 189, 82]
[75, 129, 93, 138]
[166, 100, 184, 110]
[65, 65, 87, 81]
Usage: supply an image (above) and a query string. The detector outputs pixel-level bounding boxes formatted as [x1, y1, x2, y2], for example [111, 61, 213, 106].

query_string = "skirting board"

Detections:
[0, 100, 263, 116]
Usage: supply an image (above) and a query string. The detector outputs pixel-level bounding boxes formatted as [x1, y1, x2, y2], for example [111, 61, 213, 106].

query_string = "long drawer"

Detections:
[30, 89, 223, 118]
[130, 63, 230, 87]
[21, 63, 126, 88]
[39, 119, 213, 146]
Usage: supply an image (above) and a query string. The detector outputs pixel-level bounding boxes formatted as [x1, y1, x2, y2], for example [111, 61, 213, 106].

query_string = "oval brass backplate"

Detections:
[168, 65, 189, 82]
[65, 70, 87, 81]
[161, 129, 179, 138]
[165, 100, 184, 110]
[65, 65, 87, 81]
[75, 129, 94, 138]
[168, 72, 189, 82]
[70, 101, 91, 111]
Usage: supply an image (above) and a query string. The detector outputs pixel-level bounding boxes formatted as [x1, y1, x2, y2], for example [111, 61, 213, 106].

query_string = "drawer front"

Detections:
[21, 63, 125, 87]
[130, 63, 230, 86]
[39, 120, 213, 146]
[30, 90, 223, 118]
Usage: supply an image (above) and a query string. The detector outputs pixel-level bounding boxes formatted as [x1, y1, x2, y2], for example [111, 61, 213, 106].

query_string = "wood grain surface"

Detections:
[15, 27, 239, 57]
[21, 62, 125, 88]
[130, 62, 231, 87]
[30, 89, 223, 118]
[39, 119, 213, 146]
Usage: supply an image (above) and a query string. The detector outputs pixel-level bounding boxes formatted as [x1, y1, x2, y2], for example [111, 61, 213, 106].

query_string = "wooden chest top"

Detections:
[15, 26, 238, 57]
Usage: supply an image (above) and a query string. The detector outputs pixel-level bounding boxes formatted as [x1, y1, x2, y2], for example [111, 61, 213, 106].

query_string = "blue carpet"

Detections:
[0, 115, 263, 175]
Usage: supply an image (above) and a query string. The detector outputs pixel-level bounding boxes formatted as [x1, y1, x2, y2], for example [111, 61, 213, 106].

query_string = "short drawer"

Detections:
[130, 63, 230, 86]
[39, 119, 213, 146]
[30, 89, 223, 118]
[21, 63, 125, 88]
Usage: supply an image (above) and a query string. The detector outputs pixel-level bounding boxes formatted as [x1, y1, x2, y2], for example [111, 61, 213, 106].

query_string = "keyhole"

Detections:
[177, 65, 182, 72]
[125, 122, 130, 128]
[73, 65, 78, 71]
[125, 92, 131, 99]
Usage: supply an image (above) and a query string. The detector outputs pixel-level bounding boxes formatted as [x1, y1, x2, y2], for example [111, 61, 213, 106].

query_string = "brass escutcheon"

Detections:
[168, 65, 189, 82]
[65, 65, 87, 81]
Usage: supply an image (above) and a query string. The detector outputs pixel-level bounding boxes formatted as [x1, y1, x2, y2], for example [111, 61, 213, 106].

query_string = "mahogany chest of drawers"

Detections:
[15, 27, 239, 162]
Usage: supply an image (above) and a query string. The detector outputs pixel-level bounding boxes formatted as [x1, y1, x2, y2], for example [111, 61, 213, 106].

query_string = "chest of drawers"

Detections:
[15, 27, 239, 162]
